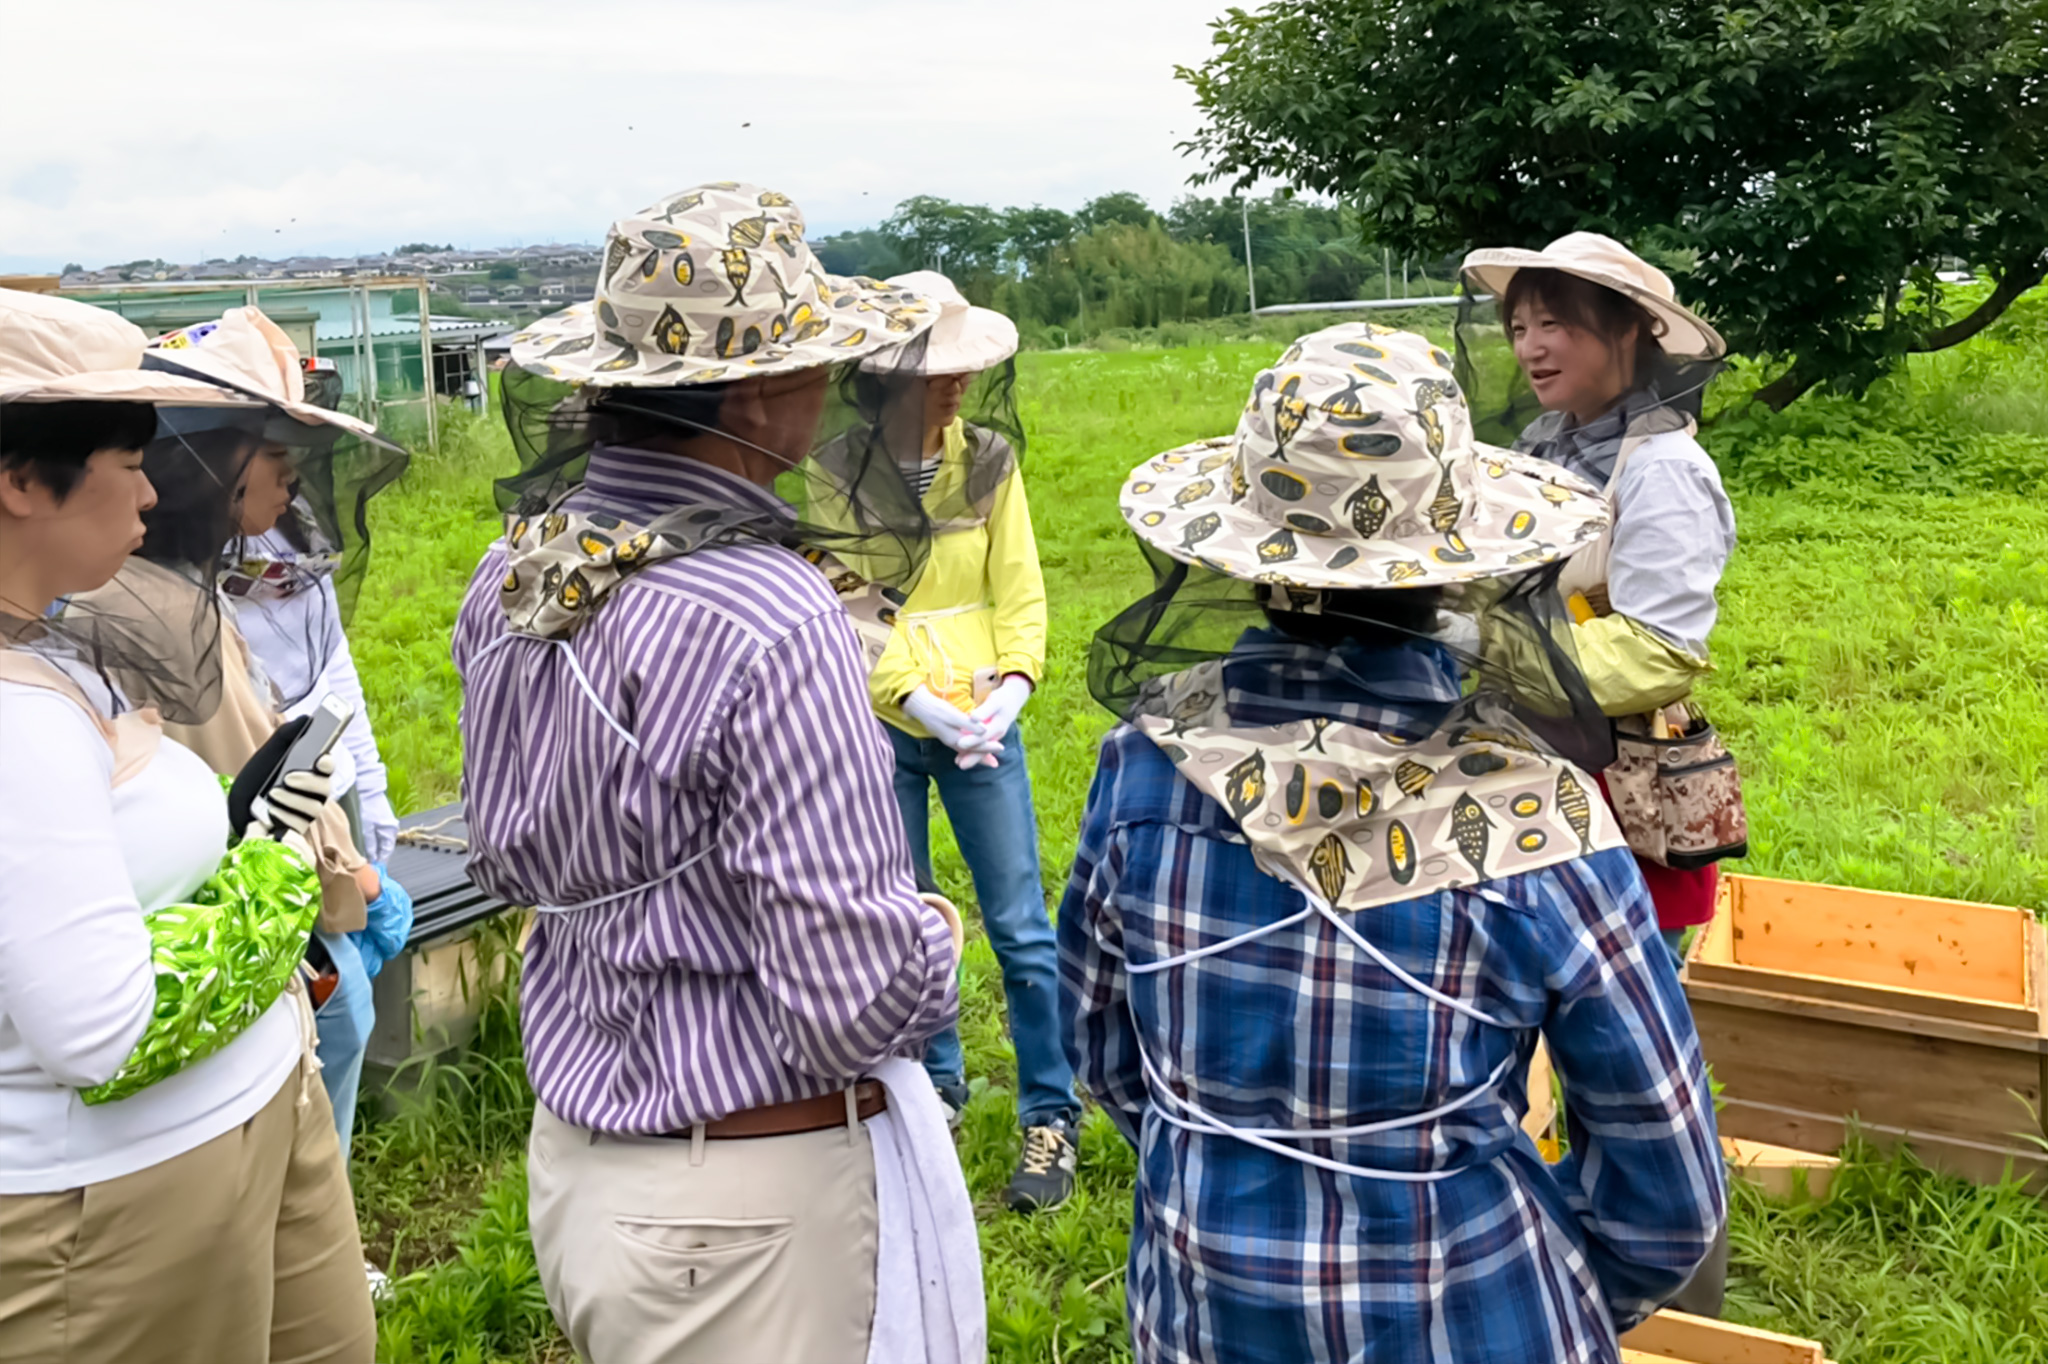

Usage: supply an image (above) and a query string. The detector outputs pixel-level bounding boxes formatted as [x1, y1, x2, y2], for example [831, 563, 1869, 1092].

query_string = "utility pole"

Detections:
[1240, 198, 1257, 315]
[1383, 247, 1392, 299]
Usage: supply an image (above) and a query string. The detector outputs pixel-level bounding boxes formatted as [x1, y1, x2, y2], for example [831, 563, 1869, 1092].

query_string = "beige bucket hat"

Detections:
[1121, 323, 1609, 590]
[882, 271, 1018, 375]
[0, 288, 261, 406]
[144, 307, 391, 443]
[1460, 231, 1726, 359]
[510, 182, 940, 386]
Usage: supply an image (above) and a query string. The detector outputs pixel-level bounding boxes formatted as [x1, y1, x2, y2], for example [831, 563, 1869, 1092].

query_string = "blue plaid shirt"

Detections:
[1058, 724, 1724, 1364]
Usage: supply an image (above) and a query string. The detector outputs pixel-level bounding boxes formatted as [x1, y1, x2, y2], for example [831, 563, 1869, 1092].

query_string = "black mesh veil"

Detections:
[1454, 290, 1725, 451]
[498, 333, 947, 595]
[1089, 542, 1618, 776]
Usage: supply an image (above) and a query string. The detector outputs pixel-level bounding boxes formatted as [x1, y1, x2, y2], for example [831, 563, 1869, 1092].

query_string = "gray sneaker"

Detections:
[934, 1079, 971, 1130]
[1003, 1116, 1077, 1213]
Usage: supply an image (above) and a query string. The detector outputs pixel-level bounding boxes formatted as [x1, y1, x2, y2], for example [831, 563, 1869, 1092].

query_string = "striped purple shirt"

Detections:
[452, 445, 958, 1133]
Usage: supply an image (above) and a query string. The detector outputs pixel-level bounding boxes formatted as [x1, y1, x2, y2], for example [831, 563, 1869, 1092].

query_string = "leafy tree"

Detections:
[1002, 205, 1078, 268]
[395, 241, 453, 254]
[1179, 0, 2048, 407]
[880, 196, 1010, 285]
[59, 262, 83, 275]
[1076, 191, 1160, 232]
[487, 262, 519, 282]
[811, 228, 908, 280]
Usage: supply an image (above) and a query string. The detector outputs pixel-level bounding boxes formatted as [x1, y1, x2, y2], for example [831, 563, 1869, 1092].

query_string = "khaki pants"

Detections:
[528, 1101, 880, 1364]
[0, 1061, 374, 1364]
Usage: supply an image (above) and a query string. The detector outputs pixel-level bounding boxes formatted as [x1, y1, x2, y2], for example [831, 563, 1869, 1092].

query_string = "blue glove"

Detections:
[350, 863, 414, 980]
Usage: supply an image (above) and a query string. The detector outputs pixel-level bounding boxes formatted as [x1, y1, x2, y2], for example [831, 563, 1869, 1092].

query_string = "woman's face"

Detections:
[235, 445, 297, 537]
[1510, 301, 1635, 424]
[0, 445, 157, 599]
[922, 371, 972, 435]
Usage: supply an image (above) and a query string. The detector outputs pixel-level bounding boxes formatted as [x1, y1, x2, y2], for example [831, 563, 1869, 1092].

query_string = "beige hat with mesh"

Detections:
[0, 288, 261, 406]
[1461, 232, 1725, 359]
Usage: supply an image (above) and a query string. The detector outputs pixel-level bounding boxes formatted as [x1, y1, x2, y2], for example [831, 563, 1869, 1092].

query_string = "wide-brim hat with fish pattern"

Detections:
[1120, 323, 1609, 591]
[510, 182, 941, 386]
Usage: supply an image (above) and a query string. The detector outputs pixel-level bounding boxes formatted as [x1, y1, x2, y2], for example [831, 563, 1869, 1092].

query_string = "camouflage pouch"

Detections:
[1608, 706, 1748, 869]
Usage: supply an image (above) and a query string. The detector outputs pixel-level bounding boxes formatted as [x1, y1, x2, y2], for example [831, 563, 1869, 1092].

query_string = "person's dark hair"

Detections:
[138, 425, 256, 569]
[0, 400, 159, 501]
[586, 382, 735, 449]
[1260, 585, 1447, 650]
[1500, 269, 1664, 391]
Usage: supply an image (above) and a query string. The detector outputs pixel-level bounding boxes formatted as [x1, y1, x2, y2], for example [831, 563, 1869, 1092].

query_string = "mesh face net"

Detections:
[812, 356, 1025, 534]
[1089, 542, 1617, 775]
[128, 407, 351, 709]
[498, 335, 945, 594]
[1454, 290, 1725, 450]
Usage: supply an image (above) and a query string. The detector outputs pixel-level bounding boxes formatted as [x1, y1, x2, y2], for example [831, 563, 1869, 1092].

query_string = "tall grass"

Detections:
[356, 292, 2048, 1363]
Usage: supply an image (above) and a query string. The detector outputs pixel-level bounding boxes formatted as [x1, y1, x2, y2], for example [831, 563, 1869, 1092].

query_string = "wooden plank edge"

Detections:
[1716, 1097, 2048, 1192]
[1722, 1136, 1840, 1201]
[1621, 1309, 1827, 1364]
[1687, 957, 2038, 1031]
[1683, 977, 2048, 1054]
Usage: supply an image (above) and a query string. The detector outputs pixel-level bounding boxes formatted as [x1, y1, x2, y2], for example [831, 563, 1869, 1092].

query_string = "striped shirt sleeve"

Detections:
[714, 605, 959, 1079]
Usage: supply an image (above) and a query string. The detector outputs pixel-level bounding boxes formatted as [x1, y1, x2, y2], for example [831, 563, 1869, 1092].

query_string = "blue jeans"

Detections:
[886, 723, 1079, 1128]
[313, 929, 375, 1167]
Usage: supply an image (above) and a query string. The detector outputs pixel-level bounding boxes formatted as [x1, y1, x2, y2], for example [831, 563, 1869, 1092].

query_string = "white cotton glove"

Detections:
[967, 675, 1032, 745]
[920, 891, 966, 963]
[359, 788, 400, 865]
[248, 753, 337, 842]
[902, 686, 1003, 759]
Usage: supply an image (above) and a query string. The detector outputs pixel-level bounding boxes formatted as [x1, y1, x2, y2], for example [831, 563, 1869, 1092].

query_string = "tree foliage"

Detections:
[810, 191, 1444, 344]
[1179, 0, 2048, 406]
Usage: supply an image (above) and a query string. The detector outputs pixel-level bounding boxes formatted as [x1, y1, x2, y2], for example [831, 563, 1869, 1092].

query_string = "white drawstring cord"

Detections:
[473, 631, 642, 754]
[533, 845, 715, 916]
[1118, 881, 1522, 1181]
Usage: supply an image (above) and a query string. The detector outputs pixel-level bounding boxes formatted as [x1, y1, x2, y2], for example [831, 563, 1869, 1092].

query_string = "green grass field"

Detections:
[352, 303, 2048, 1363]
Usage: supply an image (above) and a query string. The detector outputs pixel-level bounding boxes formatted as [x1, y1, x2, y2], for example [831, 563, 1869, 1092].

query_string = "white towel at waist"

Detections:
[864, 1057, 986, 1364]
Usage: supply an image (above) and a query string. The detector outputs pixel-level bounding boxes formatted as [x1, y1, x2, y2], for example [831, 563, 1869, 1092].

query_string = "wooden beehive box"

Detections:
[1621, 1310, 1830, 1364]
[1685, 874, 2048, 1189]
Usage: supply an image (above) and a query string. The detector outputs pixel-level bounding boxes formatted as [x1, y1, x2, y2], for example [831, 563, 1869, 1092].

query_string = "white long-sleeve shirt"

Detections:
[231, 531, 398, 861]
[0, 683, 299, 1194]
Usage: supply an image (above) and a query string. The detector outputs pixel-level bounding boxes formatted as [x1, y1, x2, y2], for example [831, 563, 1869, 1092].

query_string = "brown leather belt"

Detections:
[660, 1081, 888, 1141]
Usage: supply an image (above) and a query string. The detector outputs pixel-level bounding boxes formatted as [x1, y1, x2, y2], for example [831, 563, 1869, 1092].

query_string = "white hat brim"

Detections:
[0, 370, 268, 407]
[1121, 437, 1609, 590]
[1462, 248, 1726, 360]
[510, 273, 939, 387]
[918, 306, 1019, 376]
[139, 352, 387, 442]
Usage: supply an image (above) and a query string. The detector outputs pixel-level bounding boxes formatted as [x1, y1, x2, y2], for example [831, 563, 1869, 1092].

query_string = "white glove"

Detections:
[249, 753, 336, 841]
[920, 891, 966, 963]
[359, 787, 400, 864]
[901, 686, 1003, 758]
[967, 675, 1032, 745]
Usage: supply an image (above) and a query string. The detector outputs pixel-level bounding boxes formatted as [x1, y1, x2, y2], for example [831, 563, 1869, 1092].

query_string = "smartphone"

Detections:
[274, 694, 354, 791]
[226, 694, 355, 834]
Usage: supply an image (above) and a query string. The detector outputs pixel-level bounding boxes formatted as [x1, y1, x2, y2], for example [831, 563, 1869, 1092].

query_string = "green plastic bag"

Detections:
[81, 834, 322, 1106]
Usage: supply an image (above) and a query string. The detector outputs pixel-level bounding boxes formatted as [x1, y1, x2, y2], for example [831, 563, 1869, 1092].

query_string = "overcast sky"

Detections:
[0, 0, 1240, 273]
